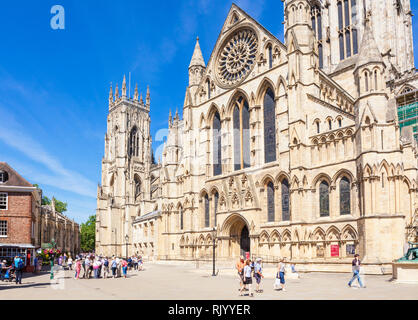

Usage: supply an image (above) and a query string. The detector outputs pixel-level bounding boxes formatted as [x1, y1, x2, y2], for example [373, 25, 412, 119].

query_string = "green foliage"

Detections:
[54, 199, 67, 213]
[42, 196, 51, 206]
[81, 215, 96, 252]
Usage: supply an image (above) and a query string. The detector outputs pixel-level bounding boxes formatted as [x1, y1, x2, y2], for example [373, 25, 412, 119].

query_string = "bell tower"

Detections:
[96, 75, 152, 257]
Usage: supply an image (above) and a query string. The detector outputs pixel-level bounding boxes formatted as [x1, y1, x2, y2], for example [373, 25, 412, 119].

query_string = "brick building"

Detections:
[0, 162, 80, 268]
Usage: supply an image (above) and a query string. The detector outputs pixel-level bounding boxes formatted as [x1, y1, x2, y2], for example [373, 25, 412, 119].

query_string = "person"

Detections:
[93, 259, 99, 278]
[236, 257, 245, 290]
[116, 257, 122, 278]
[138, 256, 143, 271]
[348, 254, 365, 288]
[14, 255, 24, 285]
[277, 258, 286, 291]
[103, 257, 109, 279]
[85, 256, 92, 279]
[111, 256, 117, 278]
[68, 256, 73, 271]
[75, 259, 82, 279]
[239, 260, 253, 297]
[254, 258, 264, 293]
[121, 259, 128, 278]
[33, 256, 38, 274]
[133, 256, 138, 271]
[127, 256, 133, 271]
[81, 257, 87, 278]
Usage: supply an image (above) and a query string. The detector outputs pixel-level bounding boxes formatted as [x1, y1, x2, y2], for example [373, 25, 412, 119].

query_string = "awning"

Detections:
[0, 244, 35, 249]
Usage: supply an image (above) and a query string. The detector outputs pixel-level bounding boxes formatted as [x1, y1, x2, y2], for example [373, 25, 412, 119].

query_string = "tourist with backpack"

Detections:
[103, 257, 109, 279]
[111, 256, 117, 278]
[14, 255, 24, 284]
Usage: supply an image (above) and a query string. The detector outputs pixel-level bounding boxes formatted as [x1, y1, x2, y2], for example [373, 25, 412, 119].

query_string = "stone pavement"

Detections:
[0, 263, 417, 300]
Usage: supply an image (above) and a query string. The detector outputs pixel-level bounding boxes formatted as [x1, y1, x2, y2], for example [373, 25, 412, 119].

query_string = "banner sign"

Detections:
[331, 245, 340, 257]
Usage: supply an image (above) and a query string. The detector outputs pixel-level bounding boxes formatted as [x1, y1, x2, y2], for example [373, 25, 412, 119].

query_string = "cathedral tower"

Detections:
[96, 76, 152, 257]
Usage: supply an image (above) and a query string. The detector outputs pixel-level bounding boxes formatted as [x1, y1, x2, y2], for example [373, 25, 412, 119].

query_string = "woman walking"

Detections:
[236, 256, 245, 290]
[239, 260, 254, 297]
[68, 256, 73, 271]
[75, 259, 81, 280]
[121, 259, 128, 278]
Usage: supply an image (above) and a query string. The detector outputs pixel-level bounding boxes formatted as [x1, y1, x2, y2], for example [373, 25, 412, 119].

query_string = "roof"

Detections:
[0, 162, 33, 187]
[133, 210, 162, 223]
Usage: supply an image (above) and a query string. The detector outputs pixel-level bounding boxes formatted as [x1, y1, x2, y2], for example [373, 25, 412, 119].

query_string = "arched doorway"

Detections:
[221, 213, 251, 259]
[240, 225, 250, 257]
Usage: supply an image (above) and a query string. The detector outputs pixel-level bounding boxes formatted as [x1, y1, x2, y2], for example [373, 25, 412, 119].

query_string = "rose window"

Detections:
[216, 29, 258, 87]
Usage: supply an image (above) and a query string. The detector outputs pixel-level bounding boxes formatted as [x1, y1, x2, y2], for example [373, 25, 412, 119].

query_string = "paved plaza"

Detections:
[0, 263, 417, 300]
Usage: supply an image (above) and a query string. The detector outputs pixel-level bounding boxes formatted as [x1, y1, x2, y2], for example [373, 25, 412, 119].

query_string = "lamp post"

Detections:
[125, 234, 129, 259]
[212, 227, 217, 277]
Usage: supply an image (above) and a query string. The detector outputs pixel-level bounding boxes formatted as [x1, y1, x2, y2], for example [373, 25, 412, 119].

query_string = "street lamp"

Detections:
[125, 234, 129, 259]
[212, 227, 217, 277]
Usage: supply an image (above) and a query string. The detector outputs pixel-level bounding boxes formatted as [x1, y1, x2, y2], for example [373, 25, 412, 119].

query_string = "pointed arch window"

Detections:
[319, 181, 330, 217]
[311, 4, 323, 69]
[281, 179, 290, 221]
[338, 0, 358, 60]
[264, 88, 276, 163]
[134, 174, 141, 199]
[214, 192, 219, 226]
[233, 96, 251, 171]
[204, 194, 210, 228]
[207, 79, 211, 99]
[213, 111, 222, 176]
[129, 127, 139, 157]
[180, 206, 184, 230]
[267, 182, 275, 222]
[340, 177, 351, 215]
[268, 45, 273, 69]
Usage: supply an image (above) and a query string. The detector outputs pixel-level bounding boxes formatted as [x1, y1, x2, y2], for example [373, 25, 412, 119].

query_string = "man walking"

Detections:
[14, 255, 24, 285]
[348, 254, 366, 288]
[254, 258, 264, 293]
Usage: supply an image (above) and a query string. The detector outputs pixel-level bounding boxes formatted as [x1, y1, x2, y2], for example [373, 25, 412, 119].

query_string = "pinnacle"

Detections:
[189, 37, 206, 69]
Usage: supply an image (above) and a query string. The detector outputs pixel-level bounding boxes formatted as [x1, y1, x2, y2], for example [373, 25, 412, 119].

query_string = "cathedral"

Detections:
[96, 1, 418, 273]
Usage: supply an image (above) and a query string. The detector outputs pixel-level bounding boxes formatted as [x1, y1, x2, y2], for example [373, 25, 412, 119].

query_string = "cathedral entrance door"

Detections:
[240, 225, 250, 257]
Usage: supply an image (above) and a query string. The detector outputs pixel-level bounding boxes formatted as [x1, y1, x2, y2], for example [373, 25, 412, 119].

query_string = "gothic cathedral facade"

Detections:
[96, 1, 418, 272]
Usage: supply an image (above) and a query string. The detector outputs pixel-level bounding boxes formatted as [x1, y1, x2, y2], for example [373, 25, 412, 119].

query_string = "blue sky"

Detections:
[0, 0, 417, 224]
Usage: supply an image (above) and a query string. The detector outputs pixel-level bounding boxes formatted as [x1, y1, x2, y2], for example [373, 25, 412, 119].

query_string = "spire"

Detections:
[169, 109, 172, 124]
[109, 83, 113, 103]
[355, 12, 383, 70]
[134, 83, 139, 101]
[140, 92, 144, 104]
[115, 84, 119, 99]
[175, 107, 179, 120]
[146, 85, 150, 105]
[122, 75, 127, 97]
[189, 37, 206, 69]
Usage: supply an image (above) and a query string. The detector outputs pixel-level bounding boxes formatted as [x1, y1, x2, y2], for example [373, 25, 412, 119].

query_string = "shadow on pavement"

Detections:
[0, 282, 51, 290]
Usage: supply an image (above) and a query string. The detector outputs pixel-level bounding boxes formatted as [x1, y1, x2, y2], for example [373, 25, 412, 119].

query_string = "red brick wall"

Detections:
[0, 192, 33, 244]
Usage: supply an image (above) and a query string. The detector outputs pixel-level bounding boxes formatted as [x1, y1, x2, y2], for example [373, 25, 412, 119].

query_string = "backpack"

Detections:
[16, 259, 24, 270]
[104, 260, 109, 267]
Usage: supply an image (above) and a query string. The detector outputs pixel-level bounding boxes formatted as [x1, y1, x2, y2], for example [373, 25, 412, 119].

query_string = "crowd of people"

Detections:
[70, 254, 144, 280]
[235, 254, 365, 296]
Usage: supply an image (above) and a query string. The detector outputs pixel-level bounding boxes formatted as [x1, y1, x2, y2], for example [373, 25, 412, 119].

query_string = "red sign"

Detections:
[245, 252, 250, 260]
[331, 245, 340, 257]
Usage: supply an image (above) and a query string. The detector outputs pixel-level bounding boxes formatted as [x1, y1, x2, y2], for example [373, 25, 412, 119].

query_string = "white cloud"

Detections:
[0, 106, 97, 198]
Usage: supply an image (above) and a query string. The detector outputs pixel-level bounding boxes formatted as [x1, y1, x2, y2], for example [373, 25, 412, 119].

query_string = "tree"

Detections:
[80, 215, 96, 252]
[54, 199, 68, 213]
[42, 196, 51, 206]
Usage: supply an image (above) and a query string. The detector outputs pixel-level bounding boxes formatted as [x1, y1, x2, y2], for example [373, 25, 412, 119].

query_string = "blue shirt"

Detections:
[14, 257, 23, 269]
[244, 265, 252, 278]
[254, 262, 262, 274]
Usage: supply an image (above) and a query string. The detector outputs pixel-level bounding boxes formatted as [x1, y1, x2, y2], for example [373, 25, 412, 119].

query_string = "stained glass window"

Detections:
[214, 192, 219, 226]
[338, 0, 358, 60]
[233, 105, 241, 171]
[264, 88, 276, 163]
[320, 181, 330, 217]
[282, 179, 290, 221]
[213, 112, 222, 176]
[180, 207, 184, 230]
[233, 97, 251, 171]
[340, 177, 351, 215]
[204, 194, 210, 228]
[268, 46, 273, 69]
[311, 5, 323, 68]
[267, 182, 275, 222]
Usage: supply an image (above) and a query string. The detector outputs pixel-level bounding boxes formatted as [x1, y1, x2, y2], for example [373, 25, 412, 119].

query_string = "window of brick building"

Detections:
[0, 171, 8, 183]
[0, 193, 7, 210]
[0, 221, 7, 237]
